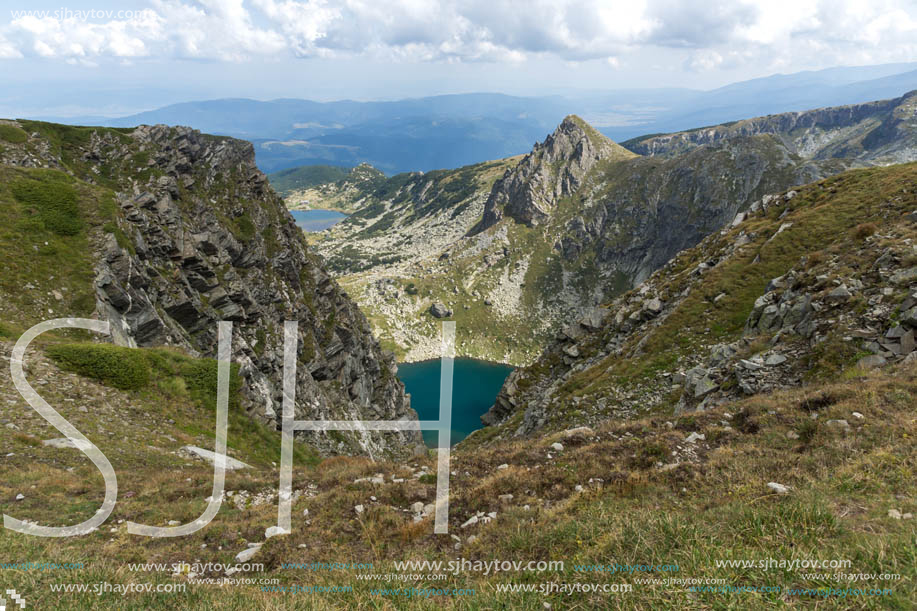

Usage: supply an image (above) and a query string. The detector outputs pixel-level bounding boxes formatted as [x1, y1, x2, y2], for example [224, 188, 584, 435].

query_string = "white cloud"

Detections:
[0, 0, 914, 71]
[0, 28, 22, 58]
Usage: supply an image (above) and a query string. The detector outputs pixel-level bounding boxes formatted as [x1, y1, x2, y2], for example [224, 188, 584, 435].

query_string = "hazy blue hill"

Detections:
[599, 64, 917, 141]
[33, 63, 917, 173]
[103, 93, 567, 140]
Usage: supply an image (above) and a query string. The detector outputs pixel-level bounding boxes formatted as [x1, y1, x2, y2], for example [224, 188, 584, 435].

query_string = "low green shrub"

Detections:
[47, 343, 151, 390]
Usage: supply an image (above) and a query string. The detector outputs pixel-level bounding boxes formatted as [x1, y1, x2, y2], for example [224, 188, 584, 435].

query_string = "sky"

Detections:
[1, 0, 917, 117]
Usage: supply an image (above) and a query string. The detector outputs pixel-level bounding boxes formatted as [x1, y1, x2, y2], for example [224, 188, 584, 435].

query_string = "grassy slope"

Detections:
[0, 164, 914, 610]
[609, 165, 911, 380]
[0, 165, 116, 339]
[1, 340, 914, 609]
[2, 123, 914, 609]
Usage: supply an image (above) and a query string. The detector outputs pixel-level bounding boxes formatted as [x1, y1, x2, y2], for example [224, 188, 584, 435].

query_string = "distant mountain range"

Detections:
[27, 63, 917, 174]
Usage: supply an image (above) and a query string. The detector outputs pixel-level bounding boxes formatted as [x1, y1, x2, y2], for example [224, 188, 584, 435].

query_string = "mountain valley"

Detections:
[307, 92, 917, 366]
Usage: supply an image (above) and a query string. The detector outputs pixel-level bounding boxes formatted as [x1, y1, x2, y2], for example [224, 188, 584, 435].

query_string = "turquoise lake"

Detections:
[290, 209, 348, 232]
[397, 358, 513, 447]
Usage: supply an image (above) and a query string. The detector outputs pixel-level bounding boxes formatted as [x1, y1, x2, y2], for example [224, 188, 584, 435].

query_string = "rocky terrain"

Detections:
[3, 254, 915, 608]
[479, 161, 917, 441]
[623, 89, 917, 164]
[0, 119, 422, 459]
[313, 94, 917, 365]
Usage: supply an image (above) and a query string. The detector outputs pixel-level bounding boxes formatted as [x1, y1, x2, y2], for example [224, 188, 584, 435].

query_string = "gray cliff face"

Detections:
[560, 135, 836, 287]
[12, 123, 423, 459]
[472, 115, 637, 233]
[624, 90, 917, 165]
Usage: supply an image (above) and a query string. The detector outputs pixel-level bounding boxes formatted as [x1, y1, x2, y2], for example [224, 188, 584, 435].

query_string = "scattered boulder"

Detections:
[461, 515, 478, 528]
[891, 267, 917, 285]
[901, 330, 916, 355]
[644, 298, 663, 315]
[765, 353, 787, 366]
[693, 376, 718, 398]
[430, 303, 453, 318]
[857, 355, 887, 369]
[827, 285, 852, 302]
[579, 307, 608, 330]
[564, 426, 595, 439]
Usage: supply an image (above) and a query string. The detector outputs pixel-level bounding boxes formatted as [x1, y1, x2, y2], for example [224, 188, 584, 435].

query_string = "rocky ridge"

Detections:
[478, 161, 917, 440]
[623, 89, 917, 164]
[0, 120, 422, 459]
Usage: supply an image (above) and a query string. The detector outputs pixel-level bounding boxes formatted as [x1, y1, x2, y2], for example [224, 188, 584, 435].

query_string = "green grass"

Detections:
[2, 356, 913, 609]
[232, 212, 256, 242]
[0, 166, 112, 328]
[0, 123, 28, 143]
[10, 173, 83, 236]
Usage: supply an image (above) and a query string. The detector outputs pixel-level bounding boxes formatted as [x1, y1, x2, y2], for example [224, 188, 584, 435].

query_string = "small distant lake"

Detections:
[290, 209, 348, 232]
[397, 358, 513, 447]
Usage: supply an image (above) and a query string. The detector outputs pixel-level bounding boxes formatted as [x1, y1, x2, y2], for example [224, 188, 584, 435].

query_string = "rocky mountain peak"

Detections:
[470, 116, 637, 234]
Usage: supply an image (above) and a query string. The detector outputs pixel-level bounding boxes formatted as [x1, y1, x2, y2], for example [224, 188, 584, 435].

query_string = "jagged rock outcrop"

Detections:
[1, 121, 423, 459]
[471, 115, 637, 233]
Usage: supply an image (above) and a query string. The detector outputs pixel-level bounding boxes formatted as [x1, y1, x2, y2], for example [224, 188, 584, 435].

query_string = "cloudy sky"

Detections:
[2, 0, 917, 116]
